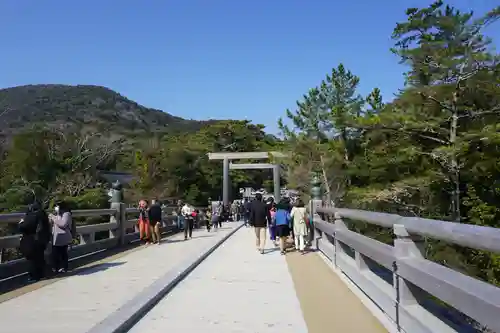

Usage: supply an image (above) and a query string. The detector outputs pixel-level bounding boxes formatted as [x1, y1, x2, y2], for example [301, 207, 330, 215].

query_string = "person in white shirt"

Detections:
[290, 199, 308, 253]
[181, 203, 194, 240]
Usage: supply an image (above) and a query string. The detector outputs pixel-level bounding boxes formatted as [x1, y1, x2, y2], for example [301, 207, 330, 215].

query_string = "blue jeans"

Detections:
[177, 215, 185, 229]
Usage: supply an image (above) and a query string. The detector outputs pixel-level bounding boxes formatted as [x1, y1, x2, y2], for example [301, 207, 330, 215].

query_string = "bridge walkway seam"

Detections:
[0, 224, 240, 333]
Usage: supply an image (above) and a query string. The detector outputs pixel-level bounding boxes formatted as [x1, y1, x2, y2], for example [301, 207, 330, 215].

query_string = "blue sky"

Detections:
[0, 0, 498, 134]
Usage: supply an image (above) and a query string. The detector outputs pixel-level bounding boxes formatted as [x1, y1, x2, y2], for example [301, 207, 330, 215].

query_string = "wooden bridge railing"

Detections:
[0, 204, 179, 281]
[312, 205, 500, 333]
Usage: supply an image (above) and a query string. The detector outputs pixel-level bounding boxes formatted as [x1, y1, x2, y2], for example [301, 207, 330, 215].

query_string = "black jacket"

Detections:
[249, 199, 270, 228]
[148, 204, 162, 223]
[19, 207, 51, 258]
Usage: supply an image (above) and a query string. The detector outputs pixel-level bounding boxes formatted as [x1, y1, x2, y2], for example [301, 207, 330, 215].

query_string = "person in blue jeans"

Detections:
[177, 215, 185, 229]
[274, 199, 291, 255]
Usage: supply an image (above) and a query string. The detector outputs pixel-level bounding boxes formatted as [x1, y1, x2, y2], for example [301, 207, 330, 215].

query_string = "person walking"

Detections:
[148, 199, 162, 244]
[249, 193, 270, 254]
[243, 198, 251, 227]
[274, 199, 292, 255]
[49, 201, 73, 273]
[205, 209, 212, 232]
[269, 202, 277, 247]
[181, 203, 194, 240]
[290, 199, 308, 253]
[138, 200, 151, 244]
[215, 202, 223, 228]
[176, 200, 184, 230]
[18, 201, 51, 282]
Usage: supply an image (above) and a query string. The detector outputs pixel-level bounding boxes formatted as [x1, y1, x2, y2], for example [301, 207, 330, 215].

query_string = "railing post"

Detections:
[393, 223, 426, 331]
[79, 233, 95, 244]
[110, 202, 126, 246]
[333, 212, 346, 268]
[309, 199, 322, 249]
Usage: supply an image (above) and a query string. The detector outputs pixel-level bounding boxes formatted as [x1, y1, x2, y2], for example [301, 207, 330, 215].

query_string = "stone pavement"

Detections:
[128, 225, 309, 333]
[0, 224, 239, 333]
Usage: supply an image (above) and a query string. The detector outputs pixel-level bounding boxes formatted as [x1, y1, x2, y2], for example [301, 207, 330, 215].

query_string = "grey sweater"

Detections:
[51, 212, 73, 246]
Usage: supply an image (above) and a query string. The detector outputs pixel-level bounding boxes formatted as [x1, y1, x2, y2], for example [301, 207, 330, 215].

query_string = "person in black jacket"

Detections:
[18, 201, 51, 282]
[148, 199, 163, 244]
[249, 193, 271, 254]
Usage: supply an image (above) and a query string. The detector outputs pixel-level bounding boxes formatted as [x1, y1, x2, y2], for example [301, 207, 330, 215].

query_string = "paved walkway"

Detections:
[0, 224, 239, 333]
[0, 223, 388, 333]
[128, 226, 309, 333]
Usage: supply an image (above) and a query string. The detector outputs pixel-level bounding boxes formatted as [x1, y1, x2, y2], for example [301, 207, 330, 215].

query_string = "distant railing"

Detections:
[0, 204, 180, 281]
[312, 205, 500, 333]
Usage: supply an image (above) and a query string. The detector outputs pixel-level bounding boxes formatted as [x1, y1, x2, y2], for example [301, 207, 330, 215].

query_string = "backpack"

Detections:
[36, 211, 51, 245]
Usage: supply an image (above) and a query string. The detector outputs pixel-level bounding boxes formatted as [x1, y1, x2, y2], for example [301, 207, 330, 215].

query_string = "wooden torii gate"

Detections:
[207, 151, 286, 206]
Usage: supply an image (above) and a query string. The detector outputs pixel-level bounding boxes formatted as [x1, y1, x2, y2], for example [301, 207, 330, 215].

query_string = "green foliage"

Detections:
[0, 86, 279, 245]
[62, 189, 109, 210]
[280, 0, 500, 287]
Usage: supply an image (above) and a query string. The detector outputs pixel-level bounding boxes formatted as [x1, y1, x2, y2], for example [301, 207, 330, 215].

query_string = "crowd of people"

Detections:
[247, 193, 312, 255]
[17, 193, 311, 283]
[137, 194, 313, 256]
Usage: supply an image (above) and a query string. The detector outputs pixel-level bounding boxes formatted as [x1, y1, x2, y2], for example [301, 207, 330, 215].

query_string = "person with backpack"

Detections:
[18, 201, 51, 282]
[49, 200, 73, 274]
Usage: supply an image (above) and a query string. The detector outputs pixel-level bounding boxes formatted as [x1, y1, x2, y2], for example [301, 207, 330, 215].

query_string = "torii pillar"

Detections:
[208, 151, 285, 206]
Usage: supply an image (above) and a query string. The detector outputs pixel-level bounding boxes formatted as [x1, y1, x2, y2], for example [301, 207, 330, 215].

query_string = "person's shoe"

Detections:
[280, 251, 286, 255]
[58, 268, 67, 273]
[260, 249, 265, 254]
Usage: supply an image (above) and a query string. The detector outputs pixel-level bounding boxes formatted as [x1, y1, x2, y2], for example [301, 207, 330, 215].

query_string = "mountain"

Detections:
[0, 84, 218, 135]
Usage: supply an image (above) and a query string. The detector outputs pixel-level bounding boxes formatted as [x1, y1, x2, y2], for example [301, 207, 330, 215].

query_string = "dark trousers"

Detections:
[27, 243, 46, 280]
[307, 222, 314, 245]
[184, 218, 194, 239]
[52, 245, 69, 271]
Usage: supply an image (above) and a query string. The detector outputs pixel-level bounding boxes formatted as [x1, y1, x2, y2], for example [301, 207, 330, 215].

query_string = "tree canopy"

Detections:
[279, 1, 500, 286]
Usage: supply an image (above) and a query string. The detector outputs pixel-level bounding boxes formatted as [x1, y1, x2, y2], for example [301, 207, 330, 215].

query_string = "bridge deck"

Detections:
[0, 223, 387, 333]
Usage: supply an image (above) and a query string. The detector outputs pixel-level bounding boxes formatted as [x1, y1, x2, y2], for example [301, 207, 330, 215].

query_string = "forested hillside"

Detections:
[0, 83, 279, 214]
[279, 1, 500, 286]
[0, 84, 218, 136]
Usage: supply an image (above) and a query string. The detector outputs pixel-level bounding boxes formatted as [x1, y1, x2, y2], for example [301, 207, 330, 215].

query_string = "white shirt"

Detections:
[181, 204, 193, 217]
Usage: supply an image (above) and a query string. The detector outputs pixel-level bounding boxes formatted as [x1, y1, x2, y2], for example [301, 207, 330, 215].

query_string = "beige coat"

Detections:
[291, 207, 308, 236]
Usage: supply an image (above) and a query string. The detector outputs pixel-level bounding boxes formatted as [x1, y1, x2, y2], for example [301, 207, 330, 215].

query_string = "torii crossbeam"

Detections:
[207, 151, 286, 206]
